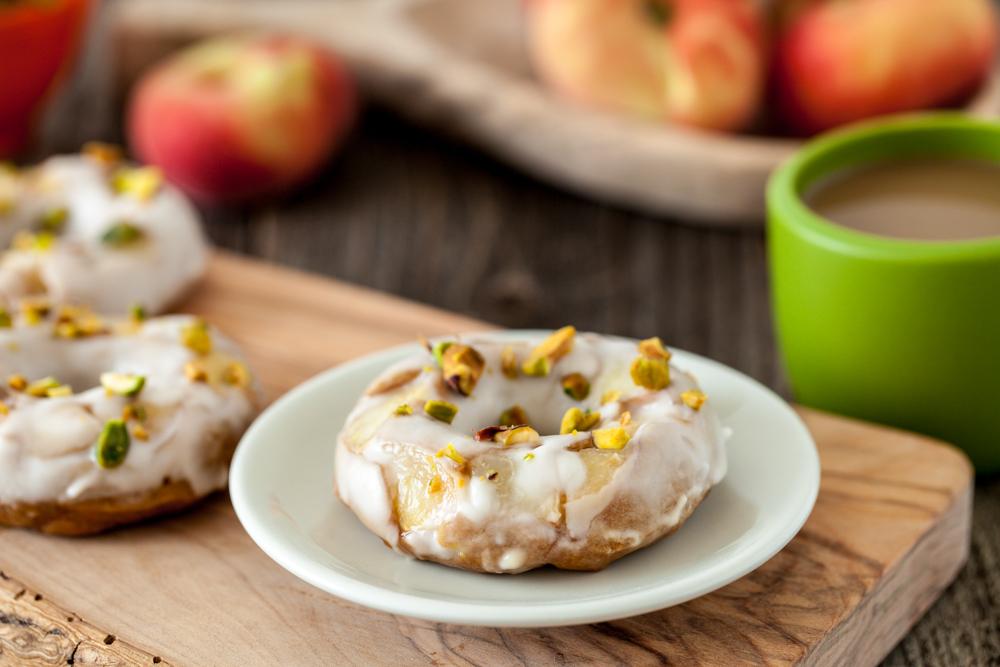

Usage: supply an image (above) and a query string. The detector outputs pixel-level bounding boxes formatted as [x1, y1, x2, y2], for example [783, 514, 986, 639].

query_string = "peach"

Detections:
[126, 34, 358, 203]
[773, 0, 1000, 135]
[524, 0, 767, 132]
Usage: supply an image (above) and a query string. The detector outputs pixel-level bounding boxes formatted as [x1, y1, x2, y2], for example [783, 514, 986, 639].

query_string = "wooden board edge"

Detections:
[0, 569, 174, 666]
[803, 478, 974, 667]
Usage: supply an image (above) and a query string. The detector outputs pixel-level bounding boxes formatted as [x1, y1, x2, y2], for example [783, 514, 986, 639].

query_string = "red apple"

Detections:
[524, 0, 767, 132]
[773, 0, 1000, 135]
[126, 34, 358, 203]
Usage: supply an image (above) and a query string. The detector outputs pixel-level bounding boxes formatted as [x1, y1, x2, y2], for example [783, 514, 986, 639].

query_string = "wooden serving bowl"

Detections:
[0, 0, 92, 158]
[115, 0, 1000, 226]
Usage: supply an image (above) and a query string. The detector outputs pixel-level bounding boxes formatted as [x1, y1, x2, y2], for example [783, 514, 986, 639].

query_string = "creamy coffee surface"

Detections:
[805, 158, 1000, 241]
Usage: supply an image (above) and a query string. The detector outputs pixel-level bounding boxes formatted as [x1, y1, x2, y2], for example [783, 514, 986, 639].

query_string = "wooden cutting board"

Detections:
[111, 0, 1000, 226]
[0, 252, 972, 666]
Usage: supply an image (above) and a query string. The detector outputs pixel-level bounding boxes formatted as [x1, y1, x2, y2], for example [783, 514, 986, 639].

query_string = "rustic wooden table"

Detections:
[20, 2, 1000, 664]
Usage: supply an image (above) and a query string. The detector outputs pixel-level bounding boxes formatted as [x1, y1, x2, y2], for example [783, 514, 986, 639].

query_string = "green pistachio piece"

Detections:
[100, 372, 145, 397]
[222, 361, 252, 388]
[638, 336, 671, 359]
[431, 341, 454, 367]
[495, 426, 540, 446]
[501, 346, 518, 379]
[395, 404, 413, 416]
[561, 373, 591, 400]
[26, 376, 60, 397]
[130, 302, 147, 322]
[521, 326, 575, 377]
[425, 400, 459, 424]
[441, 344, 485, 396]
[593, 428, 630, 450]
[39, 207, 67, 232]
[95, 420, 130, 469]
[681, 390, 707, 410]
[180, 320, 212, 355]
[559, 407, 600, 435]
[101, 222, 144, 247]
[46, 385, 72, 398]
[630, 356, 670, 390]
[111, 166, 163, 201]
[499, 405, 529, 428]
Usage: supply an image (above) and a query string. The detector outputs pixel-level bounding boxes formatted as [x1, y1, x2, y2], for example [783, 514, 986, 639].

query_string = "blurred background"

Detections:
[6, 0, 1000, 663]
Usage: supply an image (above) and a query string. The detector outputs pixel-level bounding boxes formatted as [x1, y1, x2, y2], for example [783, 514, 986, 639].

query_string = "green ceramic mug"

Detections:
[767, 113, 1000, 472]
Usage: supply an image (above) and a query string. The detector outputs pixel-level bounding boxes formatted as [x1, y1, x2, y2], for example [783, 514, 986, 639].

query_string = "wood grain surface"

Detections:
[110, 0, 1000, 225]
[0, 252, 973, 666]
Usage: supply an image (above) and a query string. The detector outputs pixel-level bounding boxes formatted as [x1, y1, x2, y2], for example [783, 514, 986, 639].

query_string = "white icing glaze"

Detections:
[0, 155, 209, 314]
[335, 332, 728, 573]
[0, 315, 261, 505]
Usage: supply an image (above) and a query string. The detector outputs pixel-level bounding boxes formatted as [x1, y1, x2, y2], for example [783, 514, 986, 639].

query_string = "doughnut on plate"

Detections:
[231, 334, 819, 627]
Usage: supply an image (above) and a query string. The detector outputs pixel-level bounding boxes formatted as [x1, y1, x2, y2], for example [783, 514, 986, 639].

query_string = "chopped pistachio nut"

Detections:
[39, 207, 67, 232]
[82, 142, 124, 165]
[101, 222, 144, 247]
[100, 372, 145, 397]
[593, 428, 631, 450]
[26, 376, 60, 397]
[394, 404, 413, 416]
[601, 390, 621, 405]
[20, 297, 50, 325]
[431, 341, 454, 367]
[523, 452, 535, 461]
[7, 375, 27, 391]
[487, 471, 499, 481]
[501, 346, 518, 379]
[0, 399, 7, 415]
[111, 166, 163, 201]
[620, 411, 632, 426]
[681, 390, 707, 410]
[183, 361, 208, 382]
[560, 407, 600, 435]
[46, 385, 72, 398]
[54, 308, 106, 338]
[94, 420, 130, 469]
[496, 426, 540, 446]
[499, 405, 529, 428]
[130, 303, 147, 322]
[440, 344, 485, 396]
[561, 373, 590, 400]
[630, 356, 670, 391]
[222, 361, 252, 388]
[425, 400, 459, 424]
[0, 310, 10, 328]
[437, 443, 465, 464]
[122, 404, 147, 422]
[521, 326, 575, 377]
[133, 424, 150, 441]
[474, 425, 510, 441]
[181, 320, 212, 355]
[55, 321, 80, 338]
[637, 336, 671, 360]
[11, 230, 54, 252]
[427, 475, 443, 494]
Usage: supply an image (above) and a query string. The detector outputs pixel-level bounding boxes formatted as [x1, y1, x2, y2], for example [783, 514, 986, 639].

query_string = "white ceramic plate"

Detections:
[230, 336, 820, 627]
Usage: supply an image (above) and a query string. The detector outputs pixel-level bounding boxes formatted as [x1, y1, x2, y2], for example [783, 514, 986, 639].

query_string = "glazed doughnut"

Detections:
[335, 328, 727, 573]
[0, 308, 261, 535]
[0, 145, 208, 315]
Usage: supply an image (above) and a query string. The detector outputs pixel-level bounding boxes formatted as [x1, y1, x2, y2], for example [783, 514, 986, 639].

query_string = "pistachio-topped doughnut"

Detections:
[0, 144, 208, 315]
[0, 307, 261, 534]
[335, 328, 727, 573]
